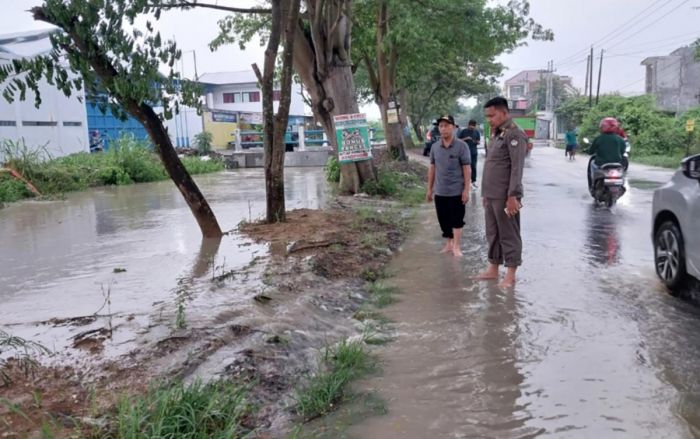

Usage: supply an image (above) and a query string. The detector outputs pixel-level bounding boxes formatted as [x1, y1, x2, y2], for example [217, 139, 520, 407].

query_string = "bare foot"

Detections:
[453, 247, 463, 257]
[440, 240, 453, 254]
[498, 277, 516, 288]
[471, 270, 498, 280]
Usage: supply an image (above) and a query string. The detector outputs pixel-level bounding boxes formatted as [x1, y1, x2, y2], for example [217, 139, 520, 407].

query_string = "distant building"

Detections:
[503, 69, 575, 113]
[198, 70, 309, 148]
[0, 29, 89, 159]
[641, 46, 700, 114]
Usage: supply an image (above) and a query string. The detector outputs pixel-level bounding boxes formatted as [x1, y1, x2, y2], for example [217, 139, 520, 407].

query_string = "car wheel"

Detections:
[654, 221, 689, 292]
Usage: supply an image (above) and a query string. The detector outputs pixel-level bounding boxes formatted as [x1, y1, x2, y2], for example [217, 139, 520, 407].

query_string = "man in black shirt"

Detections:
[459, 119, 481, 189]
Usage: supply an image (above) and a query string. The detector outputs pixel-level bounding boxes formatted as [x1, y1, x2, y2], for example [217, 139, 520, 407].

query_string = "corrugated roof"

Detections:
[0, 28, 56, 59]
[198, 70, 258, 85]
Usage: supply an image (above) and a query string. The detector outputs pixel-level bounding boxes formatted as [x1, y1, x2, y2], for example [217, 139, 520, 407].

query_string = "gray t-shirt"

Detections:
[430, 138, 471, 196]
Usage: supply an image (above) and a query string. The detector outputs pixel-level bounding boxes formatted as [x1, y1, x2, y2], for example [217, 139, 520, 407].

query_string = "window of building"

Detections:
[0, 120, 17, 126]
[509, 85, 525, 99]
[22, 121, 58, 127]
[223, 91, 260, 103]
[63, 121, 83, 127]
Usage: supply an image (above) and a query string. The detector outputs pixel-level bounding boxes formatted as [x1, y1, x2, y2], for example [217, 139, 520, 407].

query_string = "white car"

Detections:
[652, 154, 700, 292]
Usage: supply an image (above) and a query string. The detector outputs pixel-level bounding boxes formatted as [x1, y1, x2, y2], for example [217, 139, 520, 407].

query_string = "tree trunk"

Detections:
[412, 120, 424, 142]
[323, 65, 376, 192]
[290, 0, 376, 195]
[375, 0, 406, 161]
[132, 103, 223, 238]
[256, 0, 284, 223]
[256, 0, 301, 223]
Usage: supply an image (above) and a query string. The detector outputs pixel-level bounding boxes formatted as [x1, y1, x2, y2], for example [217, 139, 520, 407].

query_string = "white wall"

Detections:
[0, 66, 88, 160]
[155, 105, 204, 148]
[208, 82, 306, 116]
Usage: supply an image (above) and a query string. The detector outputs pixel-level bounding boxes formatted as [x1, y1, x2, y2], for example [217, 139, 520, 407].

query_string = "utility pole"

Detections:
[595, 49, 604, 105]
[589, 46, 594, 107]
[584, 55, 590, 96]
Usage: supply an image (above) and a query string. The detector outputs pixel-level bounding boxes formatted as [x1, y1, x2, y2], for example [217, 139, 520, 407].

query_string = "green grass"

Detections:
[632, 154, 685, 169]
[360, 168, 426, 206]
[368, 282, 398, 308]
[0, 137, 224, 203]
[294, 339, 376, 421]
[112, 379, 251, 439]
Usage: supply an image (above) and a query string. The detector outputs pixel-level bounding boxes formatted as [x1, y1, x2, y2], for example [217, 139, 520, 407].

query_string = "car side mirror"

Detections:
[681, 154, 700, 180]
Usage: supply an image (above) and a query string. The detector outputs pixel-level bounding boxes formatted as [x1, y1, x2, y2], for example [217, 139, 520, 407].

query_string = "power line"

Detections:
[606, 0, 693, 51]
[618, 57, 682, 91]
[554, 0, 672, 66]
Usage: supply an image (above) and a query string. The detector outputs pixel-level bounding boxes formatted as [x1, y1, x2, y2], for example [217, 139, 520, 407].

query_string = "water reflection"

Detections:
[584, 205, 621, 266]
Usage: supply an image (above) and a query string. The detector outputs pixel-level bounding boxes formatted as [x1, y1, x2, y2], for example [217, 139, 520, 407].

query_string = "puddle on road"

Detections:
[628, 178, 663, 190]
[0, 168, 329, 364]
[334, 149, 698, 438]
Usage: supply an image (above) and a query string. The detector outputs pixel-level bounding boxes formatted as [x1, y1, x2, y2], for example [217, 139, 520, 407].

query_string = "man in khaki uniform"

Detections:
[473, 97, 527, 288]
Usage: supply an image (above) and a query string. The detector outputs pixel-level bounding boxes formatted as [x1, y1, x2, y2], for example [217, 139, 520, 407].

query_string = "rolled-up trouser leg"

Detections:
[471, 153, 478, 183]
[435, 195, 465, 238]
[435, 195, 454, 239]
[488, 198, 522, 267]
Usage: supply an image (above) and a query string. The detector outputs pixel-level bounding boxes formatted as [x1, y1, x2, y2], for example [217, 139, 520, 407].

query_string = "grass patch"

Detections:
[361, 266, 388, 282]
[361, 232, 389, 249]
[112, 379, 251, 438]
[368, 282, 398, 308]
[360, 167, 426, 206]
[632, 154, 685, 169]
[295, 339, 376, 421]
[0, 137, 224, 203]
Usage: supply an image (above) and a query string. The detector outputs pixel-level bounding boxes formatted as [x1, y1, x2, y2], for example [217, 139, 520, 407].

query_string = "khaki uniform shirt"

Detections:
[481, 119, 527, 200]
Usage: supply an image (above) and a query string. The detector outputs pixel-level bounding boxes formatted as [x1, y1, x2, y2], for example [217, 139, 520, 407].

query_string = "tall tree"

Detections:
[192, 0, 377, 193]
[252, 0, 302, 223]
[0, 0, 223, 238]
[353, 0, 552, 145]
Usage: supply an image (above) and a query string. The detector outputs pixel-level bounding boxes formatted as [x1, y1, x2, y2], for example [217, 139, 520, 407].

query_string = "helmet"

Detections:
[599, 117, 619, 134]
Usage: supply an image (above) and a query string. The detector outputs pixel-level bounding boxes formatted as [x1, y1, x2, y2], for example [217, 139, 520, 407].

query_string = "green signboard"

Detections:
[334, 113, 372, 163]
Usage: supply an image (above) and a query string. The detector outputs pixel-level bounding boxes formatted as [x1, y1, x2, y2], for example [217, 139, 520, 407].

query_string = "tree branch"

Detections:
[152, 1, 271, 14]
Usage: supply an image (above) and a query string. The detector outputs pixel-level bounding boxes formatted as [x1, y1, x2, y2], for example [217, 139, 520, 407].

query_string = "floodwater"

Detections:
[0, 168, 329, 361]
[347, 148, 700, 438]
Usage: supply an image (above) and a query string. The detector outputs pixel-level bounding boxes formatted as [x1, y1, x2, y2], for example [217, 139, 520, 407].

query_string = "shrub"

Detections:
[325, 156, 341, 182]
[194, 131, 214, 155]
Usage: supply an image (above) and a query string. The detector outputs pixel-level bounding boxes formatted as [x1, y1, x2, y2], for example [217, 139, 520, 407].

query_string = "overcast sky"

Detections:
[2, 0, 699, 111]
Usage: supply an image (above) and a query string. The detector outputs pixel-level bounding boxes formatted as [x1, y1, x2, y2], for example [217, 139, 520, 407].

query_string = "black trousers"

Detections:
[434, 195, 465, 239]
[470, 151, 478, 183]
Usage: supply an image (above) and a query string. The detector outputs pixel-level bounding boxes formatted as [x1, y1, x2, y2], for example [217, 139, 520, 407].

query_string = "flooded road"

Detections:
[0, 168, 328, 360]
[348, 148, 700, 438]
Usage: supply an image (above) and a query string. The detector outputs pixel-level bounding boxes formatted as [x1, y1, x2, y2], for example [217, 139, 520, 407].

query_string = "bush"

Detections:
[194, 131, 214, 155]
[0, 135, 224, 203]
[325, 156, 341, 183]
[559, 95, 699, 158]
[0, 176, 33, 202]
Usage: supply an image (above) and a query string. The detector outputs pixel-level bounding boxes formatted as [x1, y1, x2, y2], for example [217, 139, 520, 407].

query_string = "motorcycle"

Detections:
[583, 138, 627, 207]
[621, 139, 631, 172]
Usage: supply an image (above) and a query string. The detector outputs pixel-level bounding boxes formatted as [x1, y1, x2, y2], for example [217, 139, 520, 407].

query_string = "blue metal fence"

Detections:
[86, 103, 149, 150]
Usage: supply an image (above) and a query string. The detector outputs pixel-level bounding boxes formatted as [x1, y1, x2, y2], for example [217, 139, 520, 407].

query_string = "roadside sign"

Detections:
[686, 119, 695, 132]
[334, 113, 372, 163]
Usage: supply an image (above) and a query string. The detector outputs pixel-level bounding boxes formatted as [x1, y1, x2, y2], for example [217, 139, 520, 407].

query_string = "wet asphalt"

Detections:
[347, 146, 700, 438]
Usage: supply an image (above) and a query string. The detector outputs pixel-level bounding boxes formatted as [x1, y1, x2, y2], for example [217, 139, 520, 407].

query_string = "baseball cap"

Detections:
[435, 115, 455, 125]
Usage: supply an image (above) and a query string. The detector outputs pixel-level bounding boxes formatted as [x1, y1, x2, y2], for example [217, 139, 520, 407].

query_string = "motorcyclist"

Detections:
[588, 117, 627, 183]
[424, 122, 440, 156]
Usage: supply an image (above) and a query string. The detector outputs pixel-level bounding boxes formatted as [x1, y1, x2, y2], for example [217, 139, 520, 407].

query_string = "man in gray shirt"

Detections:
[426, 115, 472, 257]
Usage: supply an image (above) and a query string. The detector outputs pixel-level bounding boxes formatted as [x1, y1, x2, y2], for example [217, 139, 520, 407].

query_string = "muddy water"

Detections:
[0, 168, 328, 360]
[349, 148, 700, 438]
